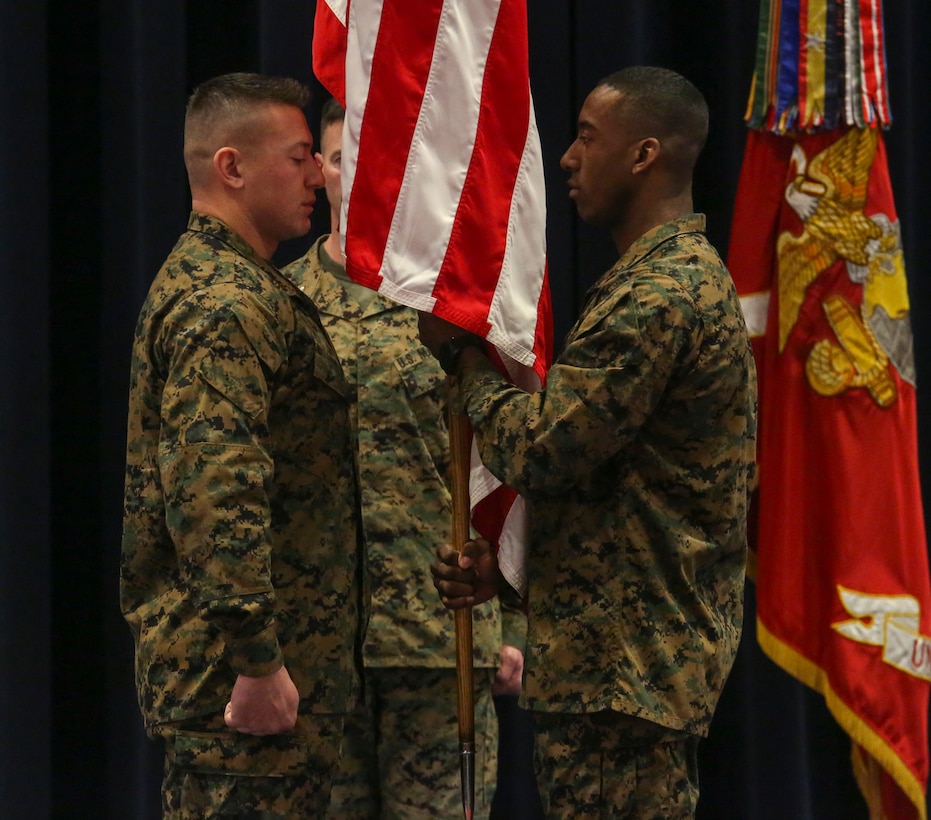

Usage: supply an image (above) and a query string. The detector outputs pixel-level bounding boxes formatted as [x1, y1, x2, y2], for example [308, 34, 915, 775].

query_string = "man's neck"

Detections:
[323, 219, 345, 266]
[612, 195, 693, 258]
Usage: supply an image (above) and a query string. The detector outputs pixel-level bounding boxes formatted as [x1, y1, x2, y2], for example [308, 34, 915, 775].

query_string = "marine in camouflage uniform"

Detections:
[121, 74, 364, 819]
[427, 68, 758, 818]
[285, 234, 514, 819]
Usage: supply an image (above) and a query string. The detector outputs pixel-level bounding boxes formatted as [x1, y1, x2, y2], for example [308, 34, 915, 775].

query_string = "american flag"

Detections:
[312, 0, 552, 594]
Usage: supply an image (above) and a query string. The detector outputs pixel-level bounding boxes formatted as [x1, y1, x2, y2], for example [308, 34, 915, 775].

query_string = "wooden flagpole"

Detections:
[447, 378, 475, 820]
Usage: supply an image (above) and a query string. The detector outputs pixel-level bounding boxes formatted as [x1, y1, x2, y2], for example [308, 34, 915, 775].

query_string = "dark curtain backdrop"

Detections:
[2, 1, 929, 817]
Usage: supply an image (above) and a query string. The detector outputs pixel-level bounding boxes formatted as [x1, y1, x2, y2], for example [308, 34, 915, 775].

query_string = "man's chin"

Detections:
[285, 218, 313, 241]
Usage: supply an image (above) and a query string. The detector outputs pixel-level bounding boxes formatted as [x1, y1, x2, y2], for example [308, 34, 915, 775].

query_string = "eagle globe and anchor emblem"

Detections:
[776, 126, 915, 407]
[777, 125, 931, 697]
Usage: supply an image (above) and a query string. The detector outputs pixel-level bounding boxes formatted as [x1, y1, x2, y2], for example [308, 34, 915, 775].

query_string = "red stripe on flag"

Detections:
[533, 263, 553, 386]
[428, 0, 528, 335]
[471, 484, 517, 548]
[312, 0, 348, 106]
[342, 2, 444, 291]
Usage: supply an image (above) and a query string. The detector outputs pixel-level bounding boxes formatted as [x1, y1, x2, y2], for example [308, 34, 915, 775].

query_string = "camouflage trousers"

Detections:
[531, 710, 699, 819]
[159, 710, 344, 819]
[327, 666, 498, 819]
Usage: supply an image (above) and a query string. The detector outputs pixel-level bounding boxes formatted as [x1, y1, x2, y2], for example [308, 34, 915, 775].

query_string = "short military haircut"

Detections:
[599, 66, 709, 170]
[183, 72, 311, 180]
[320, 97, 346, 133]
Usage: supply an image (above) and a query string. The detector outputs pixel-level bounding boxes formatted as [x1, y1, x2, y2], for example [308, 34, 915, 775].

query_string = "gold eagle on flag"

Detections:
[776, 127, 912, 407]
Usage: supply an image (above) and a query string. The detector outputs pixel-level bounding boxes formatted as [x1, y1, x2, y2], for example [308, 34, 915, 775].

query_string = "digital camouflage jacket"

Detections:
[121, 214, 364, 734]
[455, 214, 758, 736]
[285, 237, 511, 668]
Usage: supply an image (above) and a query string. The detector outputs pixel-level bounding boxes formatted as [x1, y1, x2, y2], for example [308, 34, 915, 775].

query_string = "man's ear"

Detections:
[633, 137, 660, 174]
[213, 146, 245, 189]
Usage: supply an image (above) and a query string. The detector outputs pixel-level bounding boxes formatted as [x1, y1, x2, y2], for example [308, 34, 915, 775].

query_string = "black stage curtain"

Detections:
[2, 1, 929, 816]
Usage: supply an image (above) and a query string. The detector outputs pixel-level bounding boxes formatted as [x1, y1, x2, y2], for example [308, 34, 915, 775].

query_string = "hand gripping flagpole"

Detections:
[446, 377, 475, 820]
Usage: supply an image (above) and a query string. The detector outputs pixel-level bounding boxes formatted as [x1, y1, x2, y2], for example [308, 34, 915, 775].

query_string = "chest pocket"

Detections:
[395, 347, 445, 400]
[393, 348, 448, 459]
[311, 335, 350, 401]
[268, 302, 352, 460]
[299, 298, 351, 402]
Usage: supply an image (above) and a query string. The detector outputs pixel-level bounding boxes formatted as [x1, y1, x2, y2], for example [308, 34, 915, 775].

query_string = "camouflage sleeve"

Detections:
[499, 590, 528, 652]
[155, 285, 290, 677]
[458, 275, 698, 498]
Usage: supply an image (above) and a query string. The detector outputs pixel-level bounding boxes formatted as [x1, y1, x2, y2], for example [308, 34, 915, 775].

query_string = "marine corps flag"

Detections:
[731, 2, 931, 817]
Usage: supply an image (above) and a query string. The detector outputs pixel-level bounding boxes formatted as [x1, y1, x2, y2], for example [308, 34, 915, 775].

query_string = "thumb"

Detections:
[462, 537, 492, 562]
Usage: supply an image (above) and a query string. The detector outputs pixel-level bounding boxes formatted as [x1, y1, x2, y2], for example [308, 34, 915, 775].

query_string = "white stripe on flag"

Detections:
[340, 0, 382, 260]
[379, 2, 501, 295]
[322, 0, 347, 25]
[496, 495, 530, 596]
[488, 95, 547, 374]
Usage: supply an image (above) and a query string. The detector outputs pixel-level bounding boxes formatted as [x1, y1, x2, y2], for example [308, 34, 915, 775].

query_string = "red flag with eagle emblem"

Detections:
[730, 124, 931, 817]
[732, 2, 931, 813]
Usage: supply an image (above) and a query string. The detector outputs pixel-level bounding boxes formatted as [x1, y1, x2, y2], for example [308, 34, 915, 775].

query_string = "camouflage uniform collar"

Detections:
[312, 236, 398, 319]
[616, 213, 706, 272]
[316, 236, 347, 281]
[576, 214, 707, 320]
[187, 211, 268, 268]
[187, 211, 304, 297]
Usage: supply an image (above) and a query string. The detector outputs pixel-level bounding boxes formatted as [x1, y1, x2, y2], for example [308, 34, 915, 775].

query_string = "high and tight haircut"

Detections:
[186, 72, 310, 125]
[320, 96, 345, 133]
[183, 72, 311, 171]
[599, 66, 709, 163]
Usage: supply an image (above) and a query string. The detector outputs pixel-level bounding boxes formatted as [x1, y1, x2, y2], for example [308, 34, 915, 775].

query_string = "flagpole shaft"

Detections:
[447, 378, 475, 820]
